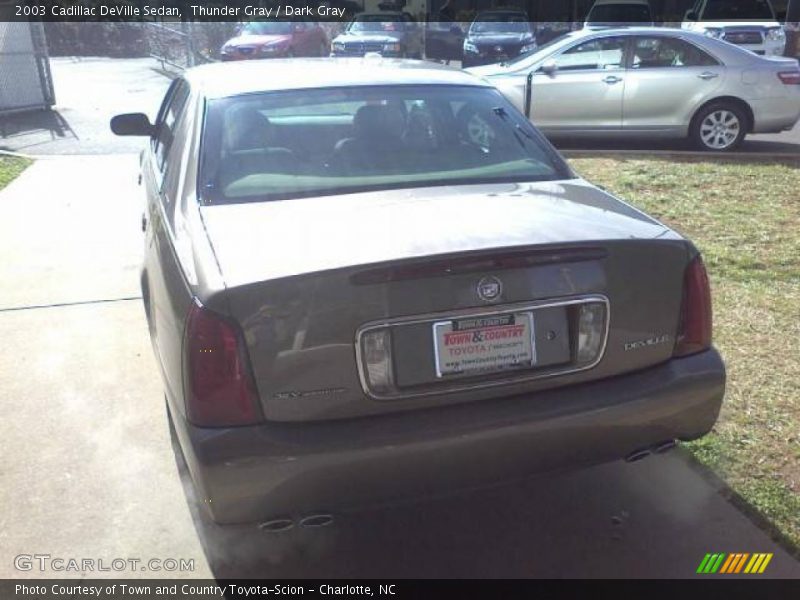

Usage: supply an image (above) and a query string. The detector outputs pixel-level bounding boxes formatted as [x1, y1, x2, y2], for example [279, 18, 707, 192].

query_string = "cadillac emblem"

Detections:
[477, 276, 503, 302]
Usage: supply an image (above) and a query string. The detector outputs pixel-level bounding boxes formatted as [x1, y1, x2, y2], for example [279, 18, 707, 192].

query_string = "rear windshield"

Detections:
[200, 85, 570, 205]
[702, 0, 775, 20]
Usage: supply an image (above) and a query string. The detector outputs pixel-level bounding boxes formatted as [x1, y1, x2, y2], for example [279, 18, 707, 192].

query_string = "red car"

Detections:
[221, 21, 329, 60]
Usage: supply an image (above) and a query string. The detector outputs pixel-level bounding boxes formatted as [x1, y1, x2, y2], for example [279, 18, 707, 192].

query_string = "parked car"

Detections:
[584, 0, 655, 28]
[111, 57, 725, 526]
[468, 27, 800, 151]
[220, 21, 329, 61]
[682, 0, 787, 56]
[425, 20, 466, 62]
[331, 12, 424, 58]
[462, 10, 537, 67]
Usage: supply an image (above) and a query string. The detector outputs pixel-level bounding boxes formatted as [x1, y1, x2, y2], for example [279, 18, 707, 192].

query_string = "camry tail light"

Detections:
[674, 256, 712, 357]
[183, 300, 262, 427]
[777, 70, 800, 85]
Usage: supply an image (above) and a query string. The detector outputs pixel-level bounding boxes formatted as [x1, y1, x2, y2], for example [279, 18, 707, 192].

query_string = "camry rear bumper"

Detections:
[171, 349, 725, 524]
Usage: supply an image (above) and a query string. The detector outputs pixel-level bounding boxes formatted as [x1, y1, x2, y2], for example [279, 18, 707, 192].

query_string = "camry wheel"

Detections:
[691, 103, 747, 152]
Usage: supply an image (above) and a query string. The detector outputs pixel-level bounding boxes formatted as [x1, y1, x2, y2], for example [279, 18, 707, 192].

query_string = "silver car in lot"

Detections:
[111, 59, 725, 526]
[469, 27, 800, 151]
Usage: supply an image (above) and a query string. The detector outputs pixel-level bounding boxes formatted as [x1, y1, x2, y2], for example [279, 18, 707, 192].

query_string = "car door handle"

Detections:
[603, 75, 623, 84]
[698, 72, 719, 80]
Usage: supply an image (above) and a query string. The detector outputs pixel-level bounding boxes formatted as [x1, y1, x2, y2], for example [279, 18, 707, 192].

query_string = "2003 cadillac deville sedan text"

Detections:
[111, 59, 726, 527]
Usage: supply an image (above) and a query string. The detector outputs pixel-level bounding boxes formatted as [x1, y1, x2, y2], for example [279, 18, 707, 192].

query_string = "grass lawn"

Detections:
[0, 156, 32, 191]
[571, 156, 800, 550]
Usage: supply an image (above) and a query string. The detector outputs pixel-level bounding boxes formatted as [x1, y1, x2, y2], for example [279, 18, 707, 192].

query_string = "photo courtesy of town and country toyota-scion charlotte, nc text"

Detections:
[12, 583, 396, 597]
[11, 2, 349, 19]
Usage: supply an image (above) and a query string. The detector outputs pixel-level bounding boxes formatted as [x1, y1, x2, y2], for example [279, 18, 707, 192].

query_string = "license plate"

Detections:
[433, 312, 535, 378]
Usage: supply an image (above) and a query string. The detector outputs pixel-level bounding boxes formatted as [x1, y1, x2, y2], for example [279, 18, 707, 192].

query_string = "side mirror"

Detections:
[540, 60, 558, 76]
[684, 10, 698, 21]
[111, 113, 154, 137]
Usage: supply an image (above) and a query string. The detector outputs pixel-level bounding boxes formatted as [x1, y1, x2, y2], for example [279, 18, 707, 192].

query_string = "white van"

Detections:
[682, 0, 787, 56]
[584, 0, 655, 28]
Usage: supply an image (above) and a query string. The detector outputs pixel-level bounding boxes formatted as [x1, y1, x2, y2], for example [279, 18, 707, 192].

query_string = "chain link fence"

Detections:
[145, 22, 240, 70]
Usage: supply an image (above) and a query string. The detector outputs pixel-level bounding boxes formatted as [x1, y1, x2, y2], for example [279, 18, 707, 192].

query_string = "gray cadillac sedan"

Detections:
[112, 59, 725, 527]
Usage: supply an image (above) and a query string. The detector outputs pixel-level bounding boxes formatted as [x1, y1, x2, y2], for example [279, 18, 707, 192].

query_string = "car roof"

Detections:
[573, 25, 697, 36]
[184, 58, 491, 99]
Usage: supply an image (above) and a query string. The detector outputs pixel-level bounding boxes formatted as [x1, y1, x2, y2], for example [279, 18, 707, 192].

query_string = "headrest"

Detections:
[353, 103, 406, 140]
[225, 106, 271, 151]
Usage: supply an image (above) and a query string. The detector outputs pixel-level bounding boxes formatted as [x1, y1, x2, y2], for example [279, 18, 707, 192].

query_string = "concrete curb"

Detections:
[0, 149, 39, 160]
[0, 150, 141, 160]
[562, 149, 800, 161]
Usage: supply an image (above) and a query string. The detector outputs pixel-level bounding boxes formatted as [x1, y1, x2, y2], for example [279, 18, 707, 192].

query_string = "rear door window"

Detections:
[153, 79, 190, 176]
[631, 37, 720, 68]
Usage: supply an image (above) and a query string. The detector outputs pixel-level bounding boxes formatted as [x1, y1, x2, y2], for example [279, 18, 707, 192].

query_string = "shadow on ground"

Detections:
[166, 412, 800, 579]
[0, 109, 78, 153]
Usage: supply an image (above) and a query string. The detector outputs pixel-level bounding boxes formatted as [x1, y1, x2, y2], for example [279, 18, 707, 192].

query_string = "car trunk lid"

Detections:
[199, 181, 690, 422]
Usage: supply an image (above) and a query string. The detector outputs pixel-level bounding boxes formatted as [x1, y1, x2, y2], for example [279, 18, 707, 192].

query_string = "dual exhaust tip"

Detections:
[625, 439, 677, 463]
[258, 513, 334, 533]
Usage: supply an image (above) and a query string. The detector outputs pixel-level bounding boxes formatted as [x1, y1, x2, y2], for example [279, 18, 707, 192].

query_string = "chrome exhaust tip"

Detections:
[258, 518, 295, 533]
[625, 448, 652, 463]
[653, 439, 677, 454]
[299, 513, 334, 529]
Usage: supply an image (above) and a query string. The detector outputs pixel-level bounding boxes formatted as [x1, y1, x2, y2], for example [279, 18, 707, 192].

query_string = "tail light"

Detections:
[777, 71, 800, 85]
[575, 302, 606, 366]
[360, 329, 395, 395]
[674, 256, 712, 358]
[183, 300, 262, 427]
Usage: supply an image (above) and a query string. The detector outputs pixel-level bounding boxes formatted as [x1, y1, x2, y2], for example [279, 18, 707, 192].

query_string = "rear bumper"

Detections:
[171, 349, 725, 524]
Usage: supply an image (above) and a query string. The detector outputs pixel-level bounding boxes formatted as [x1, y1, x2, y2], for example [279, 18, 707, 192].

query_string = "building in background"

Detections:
[0, 22, 55, 114]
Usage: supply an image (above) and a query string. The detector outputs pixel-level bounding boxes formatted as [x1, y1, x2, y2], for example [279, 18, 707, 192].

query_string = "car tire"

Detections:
[690, 102, 748, 152]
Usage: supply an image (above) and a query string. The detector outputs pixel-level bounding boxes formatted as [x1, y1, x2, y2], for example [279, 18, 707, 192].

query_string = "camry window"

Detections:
[200, 86, 570, 204]
[632, 37, 719, 68]
[502, 32, 579, 66]
[703, 0, 775, 20]
[553, 37, 627, 71]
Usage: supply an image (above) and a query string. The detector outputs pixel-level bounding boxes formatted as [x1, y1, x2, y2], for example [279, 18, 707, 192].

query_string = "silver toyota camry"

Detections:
[468, 27, 800, 151]
[112, 59, 725, 526]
